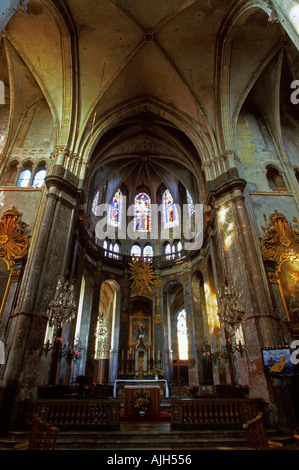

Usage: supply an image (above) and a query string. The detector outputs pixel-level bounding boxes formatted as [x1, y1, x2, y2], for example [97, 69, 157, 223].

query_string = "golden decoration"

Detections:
[0, 207, 29, 268]
[128, 258, 156, 294]
[268, 272, 279, 284]
[10, 269, 22, 282]
[121, 311, 129, 322]
[154, 313, 162, 325]
[261, 211, 299, 266]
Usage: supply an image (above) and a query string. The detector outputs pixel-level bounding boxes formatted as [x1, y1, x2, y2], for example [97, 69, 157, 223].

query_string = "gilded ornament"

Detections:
[0, 207, 29, 268]
[261, 211, 299, 266]
[154, 313, 162, 325]
[128, 258, 156, 294]
[121, 311, 129, 322]
[268, 272, 279, 284]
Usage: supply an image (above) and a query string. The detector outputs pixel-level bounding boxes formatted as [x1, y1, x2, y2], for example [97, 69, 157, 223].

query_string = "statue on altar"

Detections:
[135, 335, 148, 377]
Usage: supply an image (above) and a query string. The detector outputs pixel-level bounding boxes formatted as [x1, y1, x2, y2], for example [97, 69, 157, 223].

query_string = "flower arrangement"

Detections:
[132, 391, 152, 413]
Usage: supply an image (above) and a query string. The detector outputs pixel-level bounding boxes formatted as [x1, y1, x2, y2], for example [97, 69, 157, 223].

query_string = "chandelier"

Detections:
[47, 277, 77, 331]
[61, 335, 85, 363]
[217, 280, 245, 332]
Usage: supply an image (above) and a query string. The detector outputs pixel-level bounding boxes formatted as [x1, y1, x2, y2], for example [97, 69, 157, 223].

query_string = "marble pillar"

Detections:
[208, 167, 276, 402]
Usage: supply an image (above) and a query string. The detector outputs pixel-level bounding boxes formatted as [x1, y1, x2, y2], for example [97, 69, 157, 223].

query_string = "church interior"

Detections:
[0, 0, 299, 451]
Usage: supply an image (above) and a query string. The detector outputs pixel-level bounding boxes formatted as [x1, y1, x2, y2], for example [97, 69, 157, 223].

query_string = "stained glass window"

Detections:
[186, 189, 195, 216]
[165, 243, 171, 260]
[177, 309, 189, 360]
[162, 189, 178, 229]
[17, 169, 31, 187]
[32, 169, 46, 188]
[134, 192, 151, 232]
[143, 244, 153, 260]
[103, 240, 108, 256]
[108, 189, 122, 228]
[177, 241, 182, 258]
[92, 189, 101, 215]
[113, 243, 120, 260]
[131, 244, 141, 258]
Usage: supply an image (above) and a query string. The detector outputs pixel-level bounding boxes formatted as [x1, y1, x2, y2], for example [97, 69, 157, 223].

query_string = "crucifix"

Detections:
[167, 356, 190, 399]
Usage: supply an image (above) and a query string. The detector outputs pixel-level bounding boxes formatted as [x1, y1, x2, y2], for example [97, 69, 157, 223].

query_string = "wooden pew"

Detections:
[242, 412, 283, 449]
[14, 414, 59, 450]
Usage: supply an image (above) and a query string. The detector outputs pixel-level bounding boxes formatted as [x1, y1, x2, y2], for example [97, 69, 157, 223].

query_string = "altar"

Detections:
[113, 379, 169, 398]
[123, 385, 160, 416]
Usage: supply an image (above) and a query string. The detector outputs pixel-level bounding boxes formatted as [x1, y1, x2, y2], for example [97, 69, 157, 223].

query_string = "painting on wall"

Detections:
[0, 259, 11, 316]
[262, 348, 295, 377]
[279, 260, 299, 324]
[130, 314, 151, 346]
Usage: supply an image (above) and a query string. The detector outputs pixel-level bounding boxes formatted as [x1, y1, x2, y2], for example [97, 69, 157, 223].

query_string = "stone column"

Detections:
[182, 268, 199, 387]
[3, 187, 58, 384]
[85, 271, 103, 383]
[153, 277, 162, 374]
[207, 167, 276, 402]
[3, 164, 80, 426]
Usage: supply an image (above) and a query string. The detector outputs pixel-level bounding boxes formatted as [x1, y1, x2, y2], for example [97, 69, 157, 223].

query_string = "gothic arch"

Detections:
[215, 1, 284, 150]
[78, 97, 215, 185]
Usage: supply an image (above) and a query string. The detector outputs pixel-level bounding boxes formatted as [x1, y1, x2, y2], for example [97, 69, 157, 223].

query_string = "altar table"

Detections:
[123, 385, 161, 416]
[114, 379, 169, 398]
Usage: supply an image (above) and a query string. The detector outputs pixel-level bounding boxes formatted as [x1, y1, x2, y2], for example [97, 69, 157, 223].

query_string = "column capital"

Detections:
[206, 167, 247, 205]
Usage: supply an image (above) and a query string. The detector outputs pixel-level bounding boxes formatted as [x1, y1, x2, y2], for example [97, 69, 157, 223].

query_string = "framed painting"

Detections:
[279, 260, 299, 324]
[262, 348, 295, 377]
[129, 313, 151, 346]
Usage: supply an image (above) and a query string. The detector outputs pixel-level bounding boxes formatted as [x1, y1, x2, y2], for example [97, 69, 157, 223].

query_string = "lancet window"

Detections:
[134, 192, 151, 232]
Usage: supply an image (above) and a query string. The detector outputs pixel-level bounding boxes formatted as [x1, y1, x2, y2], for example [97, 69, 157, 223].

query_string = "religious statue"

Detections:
[138, 351, 144, 379]
[135, 321, 145, 341]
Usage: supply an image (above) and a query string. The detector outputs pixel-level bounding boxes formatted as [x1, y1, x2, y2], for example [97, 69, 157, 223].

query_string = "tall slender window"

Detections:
[108, 189, 122, 227]
[131, 244, 141, 258]
[162, 189, 178, 229]
[186, 189, 195, 216]
[32, 169, 46, 188]
[17, 169, 31, 187]
[177, 309, 189, 360]
[165, 243, 171, 260]
[143, 244, 153, 260]
[92, 189, 101, 215]
[113, 242, 120, 260]
[134, 192, 151, 232]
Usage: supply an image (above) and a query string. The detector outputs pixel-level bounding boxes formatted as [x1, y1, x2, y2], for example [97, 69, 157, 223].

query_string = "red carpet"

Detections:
[120, 410, 171, 422]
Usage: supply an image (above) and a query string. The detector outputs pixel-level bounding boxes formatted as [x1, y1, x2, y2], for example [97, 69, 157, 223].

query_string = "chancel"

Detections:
[0, 0, 299, 451]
